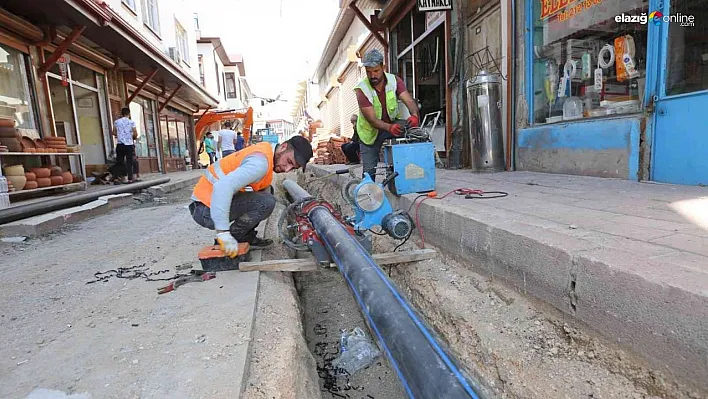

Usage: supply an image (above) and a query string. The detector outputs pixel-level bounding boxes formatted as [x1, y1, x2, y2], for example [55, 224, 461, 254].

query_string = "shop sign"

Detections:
[417, 0, 452, 13]
[426, 10, 445, 29]
[540, 0, 576, 20]
[58, 55, 70, 87]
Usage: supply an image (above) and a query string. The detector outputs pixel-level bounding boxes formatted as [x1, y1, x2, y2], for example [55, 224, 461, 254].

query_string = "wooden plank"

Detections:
[239, 249, 437, 272]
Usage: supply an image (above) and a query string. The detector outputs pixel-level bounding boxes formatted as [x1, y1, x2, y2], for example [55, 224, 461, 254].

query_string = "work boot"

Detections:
[248, 236, 273, 250]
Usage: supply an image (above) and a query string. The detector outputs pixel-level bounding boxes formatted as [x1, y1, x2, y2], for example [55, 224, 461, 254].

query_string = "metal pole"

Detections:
[283, 179, 487, 399]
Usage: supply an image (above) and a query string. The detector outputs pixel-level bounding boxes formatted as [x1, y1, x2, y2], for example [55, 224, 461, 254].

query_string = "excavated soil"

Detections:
[296, 172, 703, 399]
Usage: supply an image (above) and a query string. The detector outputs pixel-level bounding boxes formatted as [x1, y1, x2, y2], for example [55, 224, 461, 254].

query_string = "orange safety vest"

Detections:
[192, 142, 274, 207]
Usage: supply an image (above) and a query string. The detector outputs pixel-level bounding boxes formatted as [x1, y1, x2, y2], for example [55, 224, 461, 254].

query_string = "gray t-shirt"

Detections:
[217, 129, 236, 151]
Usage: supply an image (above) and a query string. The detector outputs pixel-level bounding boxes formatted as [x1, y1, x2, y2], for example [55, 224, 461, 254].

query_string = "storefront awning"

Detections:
[2, 0, 219, 110]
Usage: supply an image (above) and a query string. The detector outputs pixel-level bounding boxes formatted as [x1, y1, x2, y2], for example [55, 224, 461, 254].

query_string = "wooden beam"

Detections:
[238, 249, 437, 272]
[349, 3, 388, 53]
[158, 84, 181, 112]
[38, 26, 85, 76]
[125, 68, 158, 106]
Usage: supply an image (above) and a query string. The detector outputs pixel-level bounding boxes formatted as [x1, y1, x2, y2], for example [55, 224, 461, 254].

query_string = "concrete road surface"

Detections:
[0, 191, 259, 399]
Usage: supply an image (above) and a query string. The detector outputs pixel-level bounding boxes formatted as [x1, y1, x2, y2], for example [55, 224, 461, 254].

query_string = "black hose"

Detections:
[0, 177, 171, 225]
[283, 179, 487, 399]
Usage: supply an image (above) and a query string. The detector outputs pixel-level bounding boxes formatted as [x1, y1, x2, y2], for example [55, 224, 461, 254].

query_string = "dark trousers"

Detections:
[116, 144, 135, 180]
[222, 150, 235, 158]
[342, 141, 360, 164]
[208, 152, 216, 164]
[189, 189, 276, 242]
[360, 130, 393, 181]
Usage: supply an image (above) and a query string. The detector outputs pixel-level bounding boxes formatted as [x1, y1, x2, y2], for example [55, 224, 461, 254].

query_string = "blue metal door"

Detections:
[652, 0, 708, 185]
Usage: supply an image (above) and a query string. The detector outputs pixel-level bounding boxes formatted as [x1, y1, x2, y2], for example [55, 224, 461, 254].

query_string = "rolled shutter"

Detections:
[327, 87, 341, 136]
[340, 63, 360, 139]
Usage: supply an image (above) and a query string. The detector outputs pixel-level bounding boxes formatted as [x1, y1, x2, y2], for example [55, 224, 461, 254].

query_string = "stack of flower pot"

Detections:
[4, 165, 26, 191]
[0, 119, 22, 152]
[44, 137, 68, 153]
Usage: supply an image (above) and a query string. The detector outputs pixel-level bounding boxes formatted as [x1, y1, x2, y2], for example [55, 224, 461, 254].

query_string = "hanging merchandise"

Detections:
[545, 60, 559, 106]
[596, 44, 614, 92]
[614, 35, 636, 82]
[582, 52, 592, 80]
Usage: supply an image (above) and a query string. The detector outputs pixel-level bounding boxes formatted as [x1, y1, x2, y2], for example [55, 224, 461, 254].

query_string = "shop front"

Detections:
[159, 106, 192, 173]
[389, 6, 449, 154]
[128, 96, 161, 174]
[518, 0, 707, 185]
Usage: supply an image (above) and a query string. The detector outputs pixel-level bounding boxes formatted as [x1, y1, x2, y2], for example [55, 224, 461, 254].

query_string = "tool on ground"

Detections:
[157, 270, 216, 294]
[198, 242, 250, 272]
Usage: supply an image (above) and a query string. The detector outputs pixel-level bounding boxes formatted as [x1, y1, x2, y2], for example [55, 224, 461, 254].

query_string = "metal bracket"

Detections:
[349, 3, 388, 52]
[125, 68, 159, 106]
[38, 26, 85, 76]
[158, 84, 181, 112]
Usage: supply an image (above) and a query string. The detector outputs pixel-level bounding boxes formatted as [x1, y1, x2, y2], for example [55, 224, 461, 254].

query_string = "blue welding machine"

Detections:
[383, 141, 436, 195]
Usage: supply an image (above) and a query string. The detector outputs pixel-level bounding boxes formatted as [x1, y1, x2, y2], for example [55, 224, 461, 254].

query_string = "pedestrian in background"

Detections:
[235, 132, 245, 152]
[204, 132, 216, 164]
[111, 107, 138, 184]
[342, 114, 361, 164]
[217, 121, 237, 158]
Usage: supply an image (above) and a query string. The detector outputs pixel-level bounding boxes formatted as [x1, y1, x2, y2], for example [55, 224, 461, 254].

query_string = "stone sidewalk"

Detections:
[308, 164, 708, 391]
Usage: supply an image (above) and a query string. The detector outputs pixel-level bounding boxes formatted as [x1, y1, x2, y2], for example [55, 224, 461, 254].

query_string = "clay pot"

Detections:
[24, 180, 38, 190]
[34, 138, 47, 150]
[36, 177, 51, 188]
[61, 171, 73, 184]
[7, 175, 26, 190]
[0, 128, 20, 140]
[49, 166, 63, 177]
[49, 176, 63, 186]
[31, 168, 51, 178]
[4, 165, 25, 176]
[72, 174, 84, 183]
[0, 138, 22, 152]
[24, 172, 36, 181]
[0, 118, 14, 128]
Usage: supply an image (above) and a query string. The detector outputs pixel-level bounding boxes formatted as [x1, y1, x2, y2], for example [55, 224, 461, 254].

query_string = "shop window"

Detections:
[169, 119, 180, 158]
[0, 44, 38, 133]
[122, 0, 136, 12]
[143, 0, 161, 35]
[198, 54, 205, 86]
[160, 116, 169, 157]
[225, 72, 237, 99]
[665, 0, 708, 96]
[412, 10, 427, 40]
[177, 121, 187, 158]
[70, 63, 97, 88]
[175, 20, 190, 66]
[531, 0, 649, 125]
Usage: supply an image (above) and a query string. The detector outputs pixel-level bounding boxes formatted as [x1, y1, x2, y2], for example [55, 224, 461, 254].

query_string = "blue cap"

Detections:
[362, 49, 384, 67]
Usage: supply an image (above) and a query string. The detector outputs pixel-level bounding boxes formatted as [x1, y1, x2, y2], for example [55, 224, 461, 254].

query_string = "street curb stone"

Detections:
[147, 173, 202, 196]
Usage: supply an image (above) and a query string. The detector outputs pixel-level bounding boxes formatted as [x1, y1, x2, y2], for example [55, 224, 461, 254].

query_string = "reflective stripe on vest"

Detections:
[355, 72, 400, 145]
[191, 142, 274, 207]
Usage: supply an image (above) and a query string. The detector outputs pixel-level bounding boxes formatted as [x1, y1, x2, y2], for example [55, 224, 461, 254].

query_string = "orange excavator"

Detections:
[195, 107, 253, 144]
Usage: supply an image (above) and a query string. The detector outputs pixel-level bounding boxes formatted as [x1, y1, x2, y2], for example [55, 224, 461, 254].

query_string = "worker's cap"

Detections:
[285, 135, 313, 171]
[361, 49, 384, 67]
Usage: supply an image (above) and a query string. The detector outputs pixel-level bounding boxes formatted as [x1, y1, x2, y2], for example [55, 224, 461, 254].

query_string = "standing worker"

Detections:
[341, 114, 361, 164]
[189, 136, 313, 257]
[354, 49, 419, 181]
[217, 121, 237, 158]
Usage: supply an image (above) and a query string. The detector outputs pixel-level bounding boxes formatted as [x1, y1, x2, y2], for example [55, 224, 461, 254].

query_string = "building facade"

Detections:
[0, 0, 218, 191]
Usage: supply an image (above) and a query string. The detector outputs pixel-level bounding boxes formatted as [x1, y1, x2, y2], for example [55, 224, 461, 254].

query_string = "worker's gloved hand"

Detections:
[389, 123, 403, 136]
[407, 115, 419, 128]
[216, 232, 240, 258]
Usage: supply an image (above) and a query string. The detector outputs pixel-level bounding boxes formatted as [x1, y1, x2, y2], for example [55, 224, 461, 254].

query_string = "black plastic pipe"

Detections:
[0, 177, 170, 225]
[283, 179, 487, 399]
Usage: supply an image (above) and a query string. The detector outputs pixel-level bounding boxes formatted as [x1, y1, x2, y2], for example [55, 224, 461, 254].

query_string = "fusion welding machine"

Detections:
[381, 119, 437, 195]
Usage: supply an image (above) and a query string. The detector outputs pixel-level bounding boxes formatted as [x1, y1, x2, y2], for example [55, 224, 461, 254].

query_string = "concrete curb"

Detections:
[0, 193, 134, 237]
[147, 172, 203, 196]
[306, 164, 708, 392]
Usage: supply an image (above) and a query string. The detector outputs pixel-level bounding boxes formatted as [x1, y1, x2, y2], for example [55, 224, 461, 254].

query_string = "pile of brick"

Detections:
[314, 137, 349, 165]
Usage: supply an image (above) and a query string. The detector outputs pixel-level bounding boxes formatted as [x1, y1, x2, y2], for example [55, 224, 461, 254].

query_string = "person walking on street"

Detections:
[217, 121, 237, 158]
[235, 132, 245, 151]
[190, 136, 313, 257]
[204, 132, 217, 164]
[354, 49, 419, 181]
[111, 107, 139, 184]
[342, 114, 361, 164]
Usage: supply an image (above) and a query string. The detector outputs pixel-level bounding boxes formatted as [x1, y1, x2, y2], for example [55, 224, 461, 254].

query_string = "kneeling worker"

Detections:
[190, 136, 313, 257]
